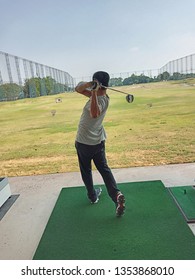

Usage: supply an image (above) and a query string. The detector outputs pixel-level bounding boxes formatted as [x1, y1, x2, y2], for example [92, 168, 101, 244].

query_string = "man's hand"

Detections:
[91, 80, 101, 91]
[75, 80, 100, 97]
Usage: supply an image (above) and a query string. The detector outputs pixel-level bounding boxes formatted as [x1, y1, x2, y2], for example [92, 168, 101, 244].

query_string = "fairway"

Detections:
[0, 80, 195, 176]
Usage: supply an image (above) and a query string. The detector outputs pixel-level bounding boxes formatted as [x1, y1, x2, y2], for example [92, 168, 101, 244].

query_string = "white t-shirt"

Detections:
[76, 95, 109, 145]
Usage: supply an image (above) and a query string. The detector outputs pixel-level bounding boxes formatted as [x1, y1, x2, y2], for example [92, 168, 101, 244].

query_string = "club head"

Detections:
[126, 94, 134, 103]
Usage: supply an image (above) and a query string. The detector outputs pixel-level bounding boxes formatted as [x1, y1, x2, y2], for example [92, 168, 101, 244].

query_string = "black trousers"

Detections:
[75, 141, 120, 203]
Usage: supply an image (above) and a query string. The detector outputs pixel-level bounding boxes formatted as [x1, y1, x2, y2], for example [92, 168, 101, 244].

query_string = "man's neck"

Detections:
[96, 89, 106, 96]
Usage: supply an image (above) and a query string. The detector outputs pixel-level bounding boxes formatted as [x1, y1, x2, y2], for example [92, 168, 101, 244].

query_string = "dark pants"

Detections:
[75, 141, 120, 203]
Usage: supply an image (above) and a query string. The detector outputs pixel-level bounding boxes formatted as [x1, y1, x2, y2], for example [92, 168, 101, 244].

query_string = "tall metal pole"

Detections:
[15, 56, 22, 85]
[5, 53, 13, 83]
[0, 70, 3, 84]
[23, 59, 29, 79]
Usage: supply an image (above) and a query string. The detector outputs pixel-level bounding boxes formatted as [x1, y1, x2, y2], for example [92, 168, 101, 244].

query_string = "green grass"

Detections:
[0, 80, 195, 176]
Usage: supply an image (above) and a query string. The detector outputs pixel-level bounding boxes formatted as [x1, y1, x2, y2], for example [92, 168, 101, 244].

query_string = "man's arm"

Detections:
[75, 80, 101, 118]
[75, 81, 93, 97]
[90, 91, 101, 118]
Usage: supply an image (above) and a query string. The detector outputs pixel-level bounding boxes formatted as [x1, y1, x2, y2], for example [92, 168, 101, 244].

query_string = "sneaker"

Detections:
[91, 187, 102, 204]
[116, 192, 125, 217]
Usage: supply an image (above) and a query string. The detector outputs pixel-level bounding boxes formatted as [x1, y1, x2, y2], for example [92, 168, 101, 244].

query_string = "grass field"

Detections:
[0, 79, 195, 176]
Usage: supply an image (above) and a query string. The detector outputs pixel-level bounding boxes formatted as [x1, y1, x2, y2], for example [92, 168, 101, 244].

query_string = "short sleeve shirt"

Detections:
[76, 95, 109, 145]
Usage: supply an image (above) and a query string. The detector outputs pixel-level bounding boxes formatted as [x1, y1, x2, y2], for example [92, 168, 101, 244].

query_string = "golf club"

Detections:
[102, 85, 134, 103]
[92, 81, 134, 103]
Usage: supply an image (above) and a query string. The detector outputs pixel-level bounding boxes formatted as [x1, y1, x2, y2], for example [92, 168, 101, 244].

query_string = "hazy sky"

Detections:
[1, 0, 195, 79]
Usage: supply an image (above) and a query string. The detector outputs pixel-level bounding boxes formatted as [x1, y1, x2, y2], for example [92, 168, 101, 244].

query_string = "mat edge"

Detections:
[168, 188, 194, 223]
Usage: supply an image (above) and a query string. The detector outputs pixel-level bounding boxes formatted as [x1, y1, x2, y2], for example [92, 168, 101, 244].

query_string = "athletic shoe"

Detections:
[91, 187, 102, 204]
[116, 192, 125, 217]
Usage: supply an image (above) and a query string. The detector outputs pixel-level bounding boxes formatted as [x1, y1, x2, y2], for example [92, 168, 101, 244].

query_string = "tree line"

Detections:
[109, 71, 195, 86]
[1, 71, 195, 101]
[0, 76, 71, 101]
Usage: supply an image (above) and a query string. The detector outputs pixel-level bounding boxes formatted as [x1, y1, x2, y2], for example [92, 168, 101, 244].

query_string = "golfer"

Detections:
[75, 71, 125, 216]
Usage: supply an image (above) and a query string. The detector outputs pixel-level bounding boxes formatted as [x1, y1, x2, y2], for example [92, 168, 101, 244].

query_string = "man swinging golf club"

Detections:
[75, 71, 125, 217]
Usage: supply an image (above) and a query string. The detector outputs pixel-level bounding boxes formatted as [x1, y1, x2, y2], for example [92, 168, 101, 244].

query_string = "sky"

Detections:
[1, 0, 195, 79]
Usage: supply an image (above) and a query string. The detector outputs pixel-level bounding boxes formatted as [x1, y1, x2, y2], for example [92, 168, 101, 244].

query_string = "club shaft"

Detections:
[103, 86, 129, 95]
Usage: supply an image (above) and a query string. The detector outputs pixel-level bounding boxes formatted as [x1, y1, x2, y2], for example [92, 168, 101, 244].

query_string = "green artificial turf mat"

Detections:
[169, 186, 195, 222]
[33, 180, 195, 260]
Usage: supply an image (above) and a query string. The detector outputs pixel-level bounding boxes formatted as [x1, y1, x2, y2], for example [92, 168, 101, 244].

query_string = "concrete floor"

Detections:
[0, 163, 195, 260]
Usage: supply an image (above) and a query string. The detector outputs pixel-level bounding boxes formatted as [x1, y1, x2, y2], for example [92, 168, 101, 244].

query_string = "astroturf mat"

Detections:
[168, 186, 195, 223]
[33, 180, 195, 260]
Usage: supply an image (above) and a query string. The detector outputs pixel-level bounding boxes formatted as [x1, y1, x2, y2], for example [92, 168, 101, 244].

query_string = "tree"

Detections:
[162, 71, 170, 81]
[23, 77, 42, 98]
[109, 77, 123, 87]
[156, 72, 170, 81]
[171, 72, 182, 80]
[123, 76, 134, 85]
[0, 83, 22, 101]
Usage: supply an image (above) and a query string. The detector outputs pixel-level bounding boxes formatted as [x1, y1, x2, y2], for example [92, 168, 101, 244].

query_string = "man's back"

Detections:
[76, 95, 109, 145]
